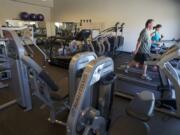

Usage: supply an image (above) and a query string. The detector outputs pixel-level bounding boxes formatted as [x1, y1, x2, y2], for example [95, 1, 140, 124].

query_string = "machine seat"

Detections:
[109, 116, 150, 135]
[126, 91, 155, 121]
[39, 71, 59, 92]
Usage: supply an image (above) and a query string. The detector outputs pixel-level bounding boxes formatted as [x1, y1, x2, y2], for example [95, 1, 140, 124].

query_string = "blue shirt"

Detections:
[151, 31, 161, 47]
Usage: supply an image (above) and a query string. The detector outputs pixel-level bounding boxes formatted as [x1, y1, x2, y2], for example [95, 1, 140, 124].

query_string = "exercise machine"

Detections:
[115, 43, 180, 98]
[151, 38, 180, 54]
[99, 22, 125, 57]
[116, 43, 180, 118]
[0, 27, 33, 111]
[48, 29, 94, 69]
[0, 38, 11, 88]
[67, 56, 116, 134]
[1, 26, 98, 123]
[67, 56, 155, 135]
[92, 35, 111, 56]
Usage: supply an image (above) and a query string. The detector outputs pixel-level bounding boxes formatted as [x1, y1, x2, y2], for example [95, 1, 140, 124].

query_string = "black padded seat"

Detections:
[109, 116, 150, 135]
[126, 91, 155, 121]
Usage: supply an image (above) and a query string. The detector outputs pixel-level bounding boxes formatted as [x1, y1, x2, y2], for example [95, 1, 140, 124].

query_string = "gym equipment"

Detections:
[116, 43, 180, 118]
[37, 14, 45, 21]
[68, 52, 97, 106]
[92, 35, 114, 56]
[0, 28, 32, 111]
[67, 57, 116, 134]
[1, 27, 97, 123]
[109, 91, 155, 135]
[0, 38, 10, 89]
[48, 36, 74, 68]
[48, 29, 94, 69]
[67, 57, 155, 135]
[23, 51, 97, 123]
[12, 26, 49, 67]
[100, 22, 125, 56]
[116, 66, 161, 98]
[91, 39, 103, 56]
[29, 13, 37, 21]
[116, 52, 161, 98]
[0, 39, 11, 81]
[151, 38, 180, 54]
[19, 12, 29, 20]
[0, 26, 47, 111]
[92, 22, 125, 57]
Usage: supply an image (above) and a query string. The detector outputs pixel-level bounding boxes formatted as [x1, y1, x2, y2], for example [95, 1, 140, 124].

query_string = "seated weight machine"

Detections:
[1, 27, 98, 124]
[67, 56, 155, 135]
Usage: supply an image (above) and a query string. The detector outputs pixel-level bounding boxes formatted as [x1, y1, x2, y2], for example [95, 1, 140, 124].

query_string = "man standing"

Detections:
[125, 19, 154, 80]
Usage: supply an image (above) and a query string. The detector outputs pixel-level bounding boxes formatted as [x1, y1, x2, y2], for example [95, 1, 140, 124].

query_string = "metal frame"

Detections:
[116, 43, 180, 118]
[67, 57, 114, 135]
[69, 52, 97, 106]
[1, 27, 98, 124]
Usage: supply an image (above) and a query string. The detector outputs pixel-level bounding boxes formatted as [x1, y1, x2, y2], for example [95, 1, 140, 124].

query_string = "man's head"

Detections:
[145, 19, 154, 30]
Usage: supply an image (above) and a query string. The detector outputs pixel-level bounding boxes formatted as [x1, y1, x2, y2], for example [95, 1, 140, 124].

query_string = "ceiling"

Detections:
[11, 0, 54, 8]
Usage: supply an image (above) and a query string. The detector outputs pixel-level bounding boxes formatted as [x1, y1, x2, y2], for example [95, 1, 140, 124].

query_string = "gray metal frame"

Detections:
[0, 39, 14, 109]
[67, 57, 114, 135]
[1, 27, 98, 122]
[116, 43, 180, 118]
[25, 52, 97, 123]
[4, 30, 32, 111]
[0, 40, 11, 81]
[69, 52, 97, 106]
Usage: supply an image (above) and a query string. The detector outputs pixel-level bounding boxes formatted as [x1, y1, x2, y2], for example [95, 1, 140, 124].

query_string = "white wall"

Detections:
[12, 0, 54, 8]
[54, 0, 180, 52]
[0, 0, 54, 36]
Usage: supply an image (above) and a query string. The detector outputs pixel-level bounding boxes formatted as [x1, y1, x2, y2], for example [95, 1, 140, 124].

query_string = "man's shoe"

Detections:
[141, 75, 152, 81]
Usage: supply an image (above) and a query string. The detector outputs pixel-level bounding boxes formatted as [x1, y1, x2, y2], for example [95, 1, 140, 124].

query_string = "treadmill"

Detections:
[116, 43, 180, 118]
[48, 29, 93, 69]
[115, 52, 161, 99]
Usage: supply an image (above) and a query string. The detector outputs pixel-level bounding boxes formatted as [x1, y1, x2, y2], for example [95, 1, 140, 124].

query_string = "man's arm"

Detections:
[134, 40, 141, 54]
[133, 29, 145, 54]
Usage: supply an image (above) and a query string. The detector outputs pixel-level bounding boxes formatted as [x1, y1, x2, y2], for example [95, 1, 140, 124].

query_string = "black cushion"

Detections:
[126, 91, 155, 121]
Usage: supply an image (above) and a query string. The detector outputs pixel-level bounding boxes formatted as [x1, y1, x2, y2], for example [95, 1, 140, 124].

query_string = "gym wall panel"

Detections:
[53, 0, 180, 52]
[0, 0, 55, 36]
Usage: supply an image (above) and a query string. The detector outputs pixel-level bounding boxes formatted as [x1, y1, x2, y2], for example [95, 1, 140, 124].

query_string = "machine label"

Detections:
[73, 72, 88, 109]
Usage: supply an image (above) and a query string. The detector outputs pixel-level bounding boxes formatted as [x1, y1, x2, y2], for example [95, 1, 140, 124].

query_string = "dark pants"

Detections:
[133, 53, 149, 65]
